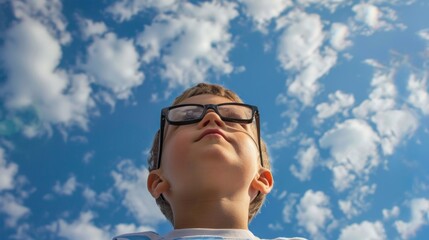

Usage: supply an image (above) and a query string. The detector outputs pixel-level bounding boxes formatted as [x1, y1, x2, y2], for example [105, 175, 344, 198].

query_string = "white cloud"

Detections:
[339, 221, 386, 240]
[82, 187, 96, 203]
[353, 65, 396, 119]
[277, 9, 337, 106]
[78, 17, 107, 40]
[0, 148, 18, 191]
[282, 193, 299, 223]
[83, 32, 144, 100]
[383, 205, 400, 220]
[290, 138, 319, 181]
[329, 23, 352, 51]
[338, 184, 376, 218]
[53, 175, 77, 196]
[372, 109, 418, 155]
[266, 95, 300, 149]
[394, 198, 429, 239]
[1, 18, 94, 136]
[351, 3, 400, 35]
[320, 119, 380, 191]
[137, 1, 237, 88]
[315, 90, 355, 124]
[114, 223, 153, 236]
[50, 211, 110, 240]
[107, 0, 177, 22]
[239, 0, 292, 32]
[83, 151, 95, 164]
[11, 0, 71, 44]
[82, 187, 113, 207]
[10, 223, 32, 240]
[353, 3, 380, 29]
[296, 0, 347, 12]
[0, 193, 30, 227]
[407, 73, 429, 115]
[418, 28, 429, 41]
[296, 190, 333, 239]
[111, 159, 166, 226]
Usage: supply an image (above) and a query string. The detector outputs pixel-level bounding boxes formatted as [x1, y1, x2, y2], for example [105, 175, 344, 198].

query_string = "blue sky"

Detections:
[1, 0, 429, 239]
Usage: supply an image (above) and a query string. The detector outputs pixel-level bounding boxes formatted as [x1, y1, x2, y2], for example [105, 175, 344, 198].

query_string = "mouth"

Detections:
[196, 129, 227, 141]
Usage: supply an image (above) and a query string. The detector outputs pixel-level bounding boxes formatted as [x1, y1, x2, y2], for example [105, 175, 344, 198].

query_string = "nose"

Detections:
[197, 109, 225, 128]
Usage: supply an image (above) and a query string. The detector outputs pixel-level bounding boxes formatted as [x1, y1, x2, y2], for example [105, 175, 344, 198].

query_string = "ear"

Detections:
[251, 168, 274, 194]
[147, 170, 170, 199]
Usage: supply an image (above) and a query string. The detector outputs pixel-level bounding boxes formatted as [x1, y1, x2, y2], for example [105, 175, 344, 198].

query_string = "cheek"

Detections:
[232, 133, 260, 171]
[160, 129, 193, 177]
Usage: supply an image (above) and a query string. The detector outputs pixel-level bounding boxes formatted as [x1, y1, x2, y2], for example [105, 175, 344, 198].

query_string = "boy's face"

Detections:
[158, 94, 264, 201]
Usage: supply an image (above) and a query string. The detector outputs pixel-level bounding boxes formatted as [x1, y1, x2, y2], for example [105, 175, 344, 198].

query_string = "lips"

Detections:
[196, 129, 227, 141]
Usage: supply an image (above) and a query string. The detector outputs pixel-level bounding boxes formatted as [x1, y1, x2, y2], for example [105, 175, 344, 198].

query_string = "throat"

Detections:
[172, 197, 250, 229]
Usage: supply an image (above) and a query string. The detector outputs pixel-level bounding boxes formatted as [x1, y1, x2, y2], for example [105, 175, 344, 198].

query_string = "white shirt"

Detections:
[113, 228, 307, 240]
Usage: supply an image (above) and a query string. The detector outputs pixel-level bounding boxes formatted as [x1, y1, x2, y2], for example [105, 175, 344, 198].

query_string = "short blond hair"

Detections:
[147, 83, 271, 224]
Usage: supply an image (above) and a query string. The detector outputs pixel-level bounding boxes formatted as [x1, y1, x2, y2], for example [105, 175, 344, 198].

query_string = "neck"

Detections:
[171, 196, 250, 229]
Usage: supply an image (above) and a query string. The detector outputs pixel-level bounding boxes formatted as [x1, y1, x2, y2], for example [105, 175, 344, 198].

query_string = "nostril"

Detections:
[202, 119, 210, 127]
[199, 111, 225, 128]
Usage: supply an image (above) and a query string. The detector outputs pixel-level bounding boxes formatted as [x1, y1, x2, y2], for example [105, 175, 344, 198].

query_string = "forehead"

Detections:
[177, 94, 236, 105]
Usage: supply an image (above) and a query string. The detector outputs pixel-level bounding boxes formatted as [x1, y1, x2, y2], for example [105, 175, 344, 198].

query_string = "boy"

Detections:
[113, 83, 306, 240]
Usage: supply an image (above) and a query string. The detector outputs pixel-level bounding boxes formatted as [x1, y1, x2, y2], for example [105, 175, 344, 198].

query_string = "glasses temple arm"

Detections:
[256, 113, 264, 167]
[157, 116, 165, 169]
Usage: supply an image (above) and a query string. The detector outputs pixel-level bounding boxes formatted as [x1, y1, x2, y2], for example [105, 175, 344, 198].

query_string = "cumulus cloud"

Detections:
[320, 119, 380, 192]
[83, 32, 144, 100]
[353, 3, 380, 29]
[282, 192, 299, 223]
[372, 109, 418, 155]
[383, 205, 400, 220]
[407, 73, 429, 115]
[49, 211, 110, 240]
[0, 147, 30, 228]
[0, 193, 30, 227]
[290, 138, 319, 181]
[53, 175, 77, 196]
[1, 18, 94, 136]
[82, 186, 113, 207]
[338, 184, 376, 218]
[339, 221, 386, 240]
[0, 148, 18, 191]
[394, 198, 429, 239]
[315, 90, 355, 124]
[296, 190, 333, 239]
[277, 9, 337, 106]
[49, 211, 156, 239]
[329, 23, 352, 51]
[351, 3, 400, 35]
[137, 1, 237, 88]
[418, 28, 429, 41]
[111, 159, 165, 226]
[83, 151, 95, 164]
[353, 63, 396, 119]
[296, 0, 347, 12]
[114, 223, 153, 236]
[239, 0, 292, 32]
[107, 0, 178, 22]
[78, 17, 108, 40]
[11, 0, 71, 44]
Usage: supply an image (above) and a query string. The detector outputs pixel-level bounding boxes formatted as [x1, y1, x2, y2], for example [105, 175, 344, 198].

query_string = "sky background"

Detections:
[1, 0, 429, 239]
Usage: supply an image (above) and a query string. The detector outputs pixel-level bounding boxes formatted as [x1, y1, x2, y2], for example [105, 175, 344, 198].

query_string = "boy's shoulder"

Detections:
[112, 230, 307, 240]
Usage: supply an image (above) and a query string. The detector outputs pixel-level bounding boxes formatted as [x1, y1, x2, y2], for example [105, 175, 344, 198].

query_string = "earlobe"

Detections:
[147, 170, 170, 198]
[251, 168, 274, 194]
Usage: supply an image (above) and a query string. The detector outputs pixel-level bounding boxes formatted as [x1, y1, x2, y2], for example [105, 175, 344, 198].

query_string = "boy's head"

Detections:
[147, 83, 273, 225]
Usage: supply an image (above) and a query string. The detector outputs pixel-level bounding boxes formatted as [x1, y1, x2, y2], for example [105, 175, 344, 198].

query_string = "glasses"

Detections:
[156, 103, 264, 169]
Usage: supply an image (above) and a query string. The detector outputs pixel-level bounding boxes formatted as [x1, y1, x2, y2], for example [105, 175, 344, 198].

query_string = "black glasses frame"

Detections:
[156, 103, 264, 169]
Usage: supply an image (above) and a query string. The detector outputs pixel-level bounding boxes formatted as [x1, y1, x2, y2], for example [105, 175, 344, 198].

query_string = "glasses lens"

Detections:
[167, 105, 204, 122]
[218, 104, 253, 121]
